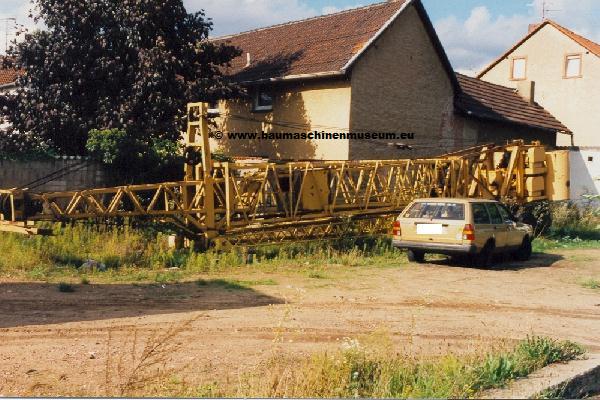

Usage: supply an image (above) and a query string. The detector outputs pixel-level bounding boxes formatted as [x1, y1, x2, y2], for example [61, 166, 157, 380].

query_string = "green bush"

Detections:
[516, 200, 600, 240]
[548, 201, 600, 240]
[86, 129, 182, 183]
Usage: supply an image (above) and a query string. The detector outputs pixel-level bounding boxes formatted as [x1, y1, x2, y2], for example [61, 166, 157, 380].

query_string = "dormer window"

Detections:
[564, 54, 582, 78]
[510, 57, 527, 81]
[253, 86, 273, 112]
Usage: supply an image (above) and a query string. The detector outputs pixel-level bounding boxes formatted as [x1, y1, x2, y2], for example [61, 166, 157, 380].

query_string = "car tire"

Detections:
[514, 237, 532, 261]
[407, 250, 425, 263]
[473, 241, 494, 268]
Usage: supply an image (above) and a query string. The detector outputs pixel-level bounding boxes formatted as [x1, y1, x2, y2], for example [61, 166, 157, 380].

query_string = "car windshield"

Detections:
[404, 202, 465, 220]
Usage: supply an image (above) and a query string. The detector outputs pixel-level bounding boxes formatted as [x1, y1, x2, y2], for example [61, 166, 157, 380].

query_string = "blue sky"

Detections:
[2, 0, 600, 74]
[308, 0, 528, 20]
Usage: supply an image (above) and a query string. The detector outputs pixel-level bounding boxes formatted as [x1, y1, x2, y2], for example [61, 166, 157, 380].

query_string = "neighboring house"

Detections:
[0, 63, 18, 93]
[0, 64, 19, 130]
[478, 20, 600, 199]
[455, 73, 568, 148]
[210, 0, 569, 161]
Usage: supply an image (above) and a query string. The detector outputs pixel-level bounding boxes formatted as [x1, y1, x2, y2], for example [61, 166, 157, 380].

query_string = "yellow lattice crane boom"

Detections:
[0, 103, 570, 249]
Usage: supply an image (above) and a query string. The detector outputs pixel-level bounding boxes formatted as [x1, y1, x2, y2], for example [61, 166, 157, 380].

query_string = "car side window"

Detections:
[497, 205, 512, 222]
[472, 204, 491, 224]
[485, 203, 503, 224]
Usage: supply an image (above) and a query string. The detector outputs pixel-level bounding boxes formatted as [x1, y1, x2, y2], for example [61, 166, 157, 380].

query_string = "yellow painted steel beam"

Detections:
[0, 103, 558, 247]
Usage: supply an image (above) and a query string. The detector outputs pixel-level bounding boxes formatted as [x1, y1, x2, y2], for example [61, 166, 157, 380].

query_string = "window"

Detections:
[472, 204, 491, 225]
[485, 203, 503, 224]
[404, 202, 465, 220]
[497, 205, 514, 223]
[253, 87, 273, 111]
[564, 54, 582, 78]
[207, 101, 220, 116]
[511, 57, 527, 80]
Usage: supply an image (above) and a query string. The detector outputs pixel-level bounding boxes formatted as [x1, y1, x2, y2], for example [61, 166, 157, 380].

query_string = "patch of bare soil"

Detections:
[0, 249, 599, 396]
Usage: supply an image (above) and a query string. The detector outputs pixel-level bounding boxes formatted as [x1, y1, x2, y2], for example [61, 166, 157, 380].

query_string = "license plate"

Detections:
[417, 224, 443, 235]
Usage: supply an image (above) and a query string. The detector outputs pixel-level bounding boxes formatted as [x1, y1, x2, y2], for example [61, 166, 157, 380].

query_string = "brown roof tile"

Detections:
[0, 67, 19, 86]
[456, 73, 571, 133]
[215, 0, 408, 82]
[548, 20, 600, 57]
[478, 19, 600, 77]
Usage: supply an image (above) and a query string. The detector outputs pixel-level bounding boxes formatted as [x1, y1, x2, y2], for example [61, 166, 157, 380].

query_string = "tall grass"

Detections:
[237, 336, 584, 398]
[548, 201, 600, 240]
[0, 224, 404, 281]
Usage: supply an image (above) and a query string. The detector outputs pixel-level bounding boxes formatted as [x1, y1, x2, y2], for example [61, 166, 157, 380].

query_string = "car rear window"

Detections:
[404, 202, 465, 220]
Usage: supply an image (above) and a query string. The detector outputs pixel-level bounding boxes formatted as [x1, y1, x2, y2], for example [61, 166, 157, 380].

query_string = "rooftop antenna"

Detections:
[1, 17, 17, 54]
[541, 0, 561, 21]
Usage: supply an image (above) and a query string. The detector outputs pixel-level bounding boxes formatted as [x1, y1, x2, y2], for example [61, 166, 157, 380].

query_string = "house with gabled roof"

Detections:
[209, 0, 570, 161]
[0, 61, 19, 130]
[478, 19, 599, 199]
[0, 67, 18, 91]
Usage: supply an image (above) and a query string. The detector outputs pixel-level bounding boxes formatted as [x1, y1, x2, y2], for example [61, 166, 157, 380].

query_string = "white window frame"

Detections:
[510, 56, 527, 81]
[564, 53, 583, 79]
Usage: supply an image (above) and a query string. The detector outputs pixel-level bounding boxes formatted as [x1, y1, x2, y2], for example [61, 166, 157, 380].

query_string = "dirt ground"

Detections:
[1, 248, 599, 396]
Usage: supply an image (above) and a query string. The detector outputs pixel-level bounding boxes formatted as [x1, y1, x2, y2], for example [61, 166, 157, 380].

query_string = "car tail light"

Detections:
[393, 221, 402, 236]
[463, 224, 475, 241]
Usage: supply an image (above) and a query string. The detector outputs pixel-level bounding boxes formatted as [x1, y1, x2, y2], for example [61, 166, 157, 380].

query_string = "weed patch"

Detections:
[0, 225, 406, 282]
[104, 317, 199, 396]
[308, 270, 329, 279]
[533, 237, 600, 252]
[581, 279, 600, 290]
[238, 336, 584, 398]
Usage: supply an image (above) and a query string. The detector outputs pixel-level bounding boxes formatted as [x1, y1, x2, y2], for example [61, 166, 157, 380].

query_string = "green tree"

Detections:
[1, 0, 241, 155]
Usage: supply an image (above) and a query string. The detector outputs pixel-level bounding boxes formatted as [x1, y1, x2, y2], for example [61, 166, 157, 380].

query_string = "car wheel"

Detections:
[514, 237, 532, 261]
[473, 241, 494, 268]
[407, 250, 425, 263]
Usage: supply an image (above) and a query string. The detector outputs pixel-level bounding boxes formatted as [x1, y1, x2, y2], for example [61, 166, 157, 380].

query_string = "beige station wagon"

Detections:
[392, 198, 534, 267]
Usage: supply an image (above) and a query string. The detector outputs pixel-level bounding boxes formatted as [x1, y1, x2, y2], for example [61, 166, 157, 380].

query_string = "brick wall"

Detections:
[0, 158, 110, 193]
[348, 3, 458, 159]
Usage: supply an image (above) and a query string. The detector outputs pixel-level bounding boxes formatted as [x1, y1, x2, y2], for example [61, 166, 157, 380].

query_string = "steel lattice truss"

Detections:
[0, 103, 549, 248]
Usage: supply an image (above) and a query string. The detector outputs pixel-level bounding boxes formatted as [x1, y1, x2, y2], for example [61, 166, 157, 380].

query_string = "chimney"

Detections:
[245, 52, 252, 67]
[517, 80, 536, 104]
[528, 23, 541, 33]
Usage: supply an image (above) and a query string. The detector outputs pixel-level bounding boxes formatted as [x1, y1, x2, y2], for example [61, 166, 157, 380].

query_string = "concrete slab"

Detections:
[483, 354, 600, 399]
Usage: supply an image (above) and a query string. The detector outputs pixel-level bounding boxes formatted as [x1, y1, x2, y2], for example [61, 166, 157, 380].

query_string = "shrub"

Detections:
[86, 129, 182, 183]
[549, 201, 600, 240]
[516, 200, 600, 240]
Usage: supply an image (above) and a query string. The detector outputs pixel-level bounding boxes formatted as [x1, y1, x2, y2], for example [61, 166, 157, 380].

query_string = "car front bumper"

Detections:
[393, 239, 479, 255]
